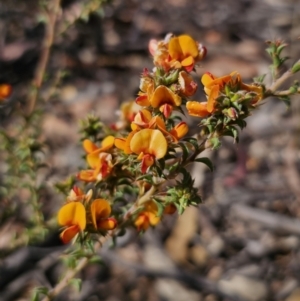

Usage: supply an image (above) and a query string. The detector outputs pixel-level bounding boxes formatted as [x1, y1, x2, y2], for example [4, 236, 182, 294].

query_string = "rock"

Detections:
[236, 264, 262, 278]
[218, 275, 268, 301]
[207, 266, 223, 281]
[206, 236, 225, 256]
[144, 243, 177, 273]
[155, 279, 202, 301]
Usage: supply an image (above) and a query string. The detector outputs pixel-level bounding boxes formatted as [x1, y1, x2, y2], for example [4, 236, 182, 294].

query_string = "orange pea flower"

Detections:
[66, 186, 92, 203]
[131, 109, 152, 131]
[131, 110, 168, 133]
[169, 121, 189, 142]
[130, 129, 168, 173]
[90, 199, 117, 231]
[0, 84, 12, 101]
[134, 201, 160, 231]
[178, 71, 198, 96]
[78, 152, 114, 182]
[83, 136, 115, 155]
[186, 71, 263, 117]
[114, 130, 138, 154]
[136, 76, 155, 107]
[168, 35, 206, 72]
[186, 72, 234, 117]
[149, 35, 172, 70]
[150, 85, 182, 118]
[57, 202, 86, 244]
[78, 136, 115, 182]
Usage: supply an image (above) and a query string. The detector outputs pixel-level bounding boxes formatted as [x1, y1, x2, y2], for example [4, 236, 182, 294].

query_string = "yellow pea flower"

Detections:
[78, 152, 113, 182]
[136, 76, 155, 107]
[66, 186, 92, 203]
[134, 201, 160, 231]
[90, 199, 117, 231]
[168, 35, 206, 72]
[78, 136, 115, 183]
[150, 85, 181, 118]
[169, 121, 189, 142]
[186, 72, 233, 117]
[114, 130, 138, 154]
[83, 136, 115, 155]
[130, 129, 167, 173]
[178, 71, 198, 97]
[57, 202, 86, 244]
[131, 109, 152, 131]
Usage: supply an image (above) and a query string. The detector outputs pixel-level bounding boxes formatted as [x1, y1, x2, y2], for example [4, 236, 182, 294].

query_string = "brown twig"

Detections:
[41, 237, 106, 301]
[268, 59, 300, 93]
[271, 88, 300, 96]
[27, 0, 61, 115]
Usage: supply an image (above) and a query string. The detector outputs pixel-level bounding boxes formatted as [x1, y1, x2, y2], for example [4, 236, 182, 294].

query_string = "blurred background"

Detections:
[1, 0, 300, 300]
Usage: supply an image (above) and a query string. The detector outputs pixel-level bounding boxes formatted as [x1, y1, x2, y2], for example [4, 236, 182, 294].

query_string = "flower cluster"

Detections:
[56, 33, 266, 243]
[57, 186, 117, 243]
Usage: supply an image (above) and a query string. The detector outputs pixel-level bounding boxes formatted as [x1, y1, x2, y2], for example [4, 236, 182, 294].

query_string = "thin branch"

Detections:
[41, 237, 107, 301]
[268, 59, 300, 93]
[27, 0, 61, 115]
[271, 88, 300, 97]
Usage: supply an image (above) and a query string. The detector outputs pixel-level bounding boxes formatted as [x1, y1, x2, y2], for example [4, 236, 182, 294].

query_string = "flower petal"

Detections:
[130, 129, 167, 159]
[207, 85, 219, 113]
[141, 154, 155, 173]
[172, 122, 189, 140]
[136, 94, 150, 106]
[57, 202, 86, 230]
[83, 139, 98, 153]
[97, 217, 117, 230]
[168, 37, 182, 61]
[134, 214, 149, 231]
[87, 153, 100, 169]
[77, 170, 95, 182]
[60, 225, 80, 244]
[91, 199, 112, 229]
[178, 71, 198, 96]
[150, 86, 181, 108]
[181, 56, 194, 68]
[186, 101, 210, 117]
[178, 35, 199, 58]
[148, 212, 160, 226]
[102, 136, 115, 149]
[201, 72, 215, 87]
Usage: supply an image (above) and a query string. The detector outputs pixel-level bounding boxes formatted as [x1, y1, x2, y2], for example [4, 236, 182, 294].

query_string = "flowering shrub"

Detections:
[55, 34, 300, 251]
[1, 2, 299, 297]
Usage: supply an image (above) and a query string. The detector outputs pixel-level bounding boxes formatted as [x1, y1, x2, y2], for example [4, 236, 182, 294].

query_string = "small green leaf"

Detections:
[279, 95, 291, 107]
[69, 278, 82, 292]
[31, 286, 49, 301]
[89, 255, 103, 264]
[182, 137, 199, 152]
[152, 198, 164, 217]
[292, 62, 300, 73]
[194, 157, 214, 172]
[31, 291, 39, 301]
[209, 137, 221, 149]
[178, 142, 190, 162]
